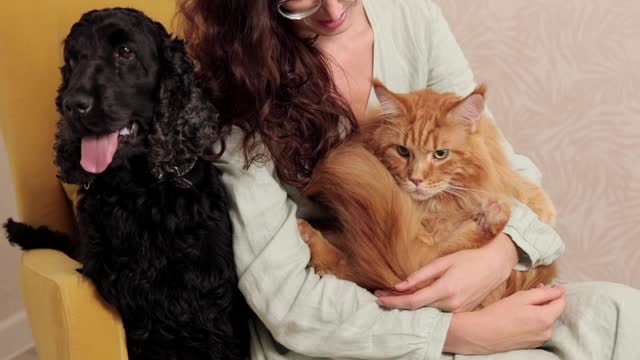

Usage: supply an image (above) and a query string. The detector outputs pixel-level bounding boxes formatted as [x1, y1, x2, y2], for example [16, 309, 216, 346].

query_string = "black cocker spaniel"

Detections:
[4, 8, 249, 360]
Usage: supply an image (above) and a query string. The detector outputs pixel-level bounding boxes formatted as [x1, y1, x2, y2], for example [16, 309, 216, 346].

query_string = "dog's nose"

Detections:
[64, 95, 93, 116]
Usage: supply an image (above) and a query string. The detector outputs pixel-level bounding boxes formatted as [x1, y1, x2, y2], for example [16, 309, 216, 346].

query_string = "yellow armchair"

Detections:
[0, 1, 178, 359]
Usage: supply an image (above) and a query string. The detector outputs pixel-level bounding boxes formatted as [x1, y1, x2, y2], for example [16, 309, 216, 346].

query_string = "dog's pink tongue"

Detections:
[80, 131, 119, 173]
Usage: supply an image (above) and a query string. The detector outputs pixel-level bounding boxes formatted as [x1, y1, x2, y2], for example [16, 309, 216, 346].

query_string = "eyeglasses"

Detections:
[276, 0, 323, 20]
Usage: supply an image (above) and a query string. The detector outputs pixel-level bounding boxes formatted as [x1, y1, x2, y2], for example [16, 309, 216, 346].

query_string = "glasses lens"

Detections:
[277, 0, 323, 20]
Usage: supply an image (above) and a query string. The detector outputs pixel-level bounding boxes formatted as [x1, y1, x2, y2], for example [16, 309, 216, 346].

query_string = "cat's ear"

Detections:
[448, 85, 487, 132]
[372, 79, 407, 119]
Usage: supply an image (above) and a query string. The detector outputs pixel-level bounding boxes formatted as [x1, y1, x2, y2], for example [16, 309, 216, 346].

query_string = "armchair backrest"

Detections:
[0, 0, 177, 233]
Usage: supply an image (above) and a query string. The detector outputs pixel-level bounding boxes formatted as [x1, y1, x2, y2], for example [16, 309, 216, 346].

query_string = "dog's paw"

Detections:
[4, 218, 17, 235]
[3, 218, 29, 247]
[3, 219, 14, 239]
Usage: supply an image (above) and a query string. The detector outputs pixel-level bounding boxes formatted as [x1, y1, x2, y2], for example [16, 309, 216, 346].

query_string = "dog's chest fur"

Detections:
[76, 159, 229, 287]
[72, 158, 246, 358]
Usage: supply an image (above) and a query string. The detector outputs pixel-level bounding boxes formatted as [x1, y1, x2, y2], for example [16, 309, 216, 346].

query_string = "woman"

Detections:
[177, 0, 640, 358]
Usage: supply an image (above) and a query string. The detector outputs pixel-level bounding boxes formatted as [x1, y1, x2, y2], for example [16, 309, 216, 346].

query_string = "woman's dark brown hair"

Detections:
[176, 0, 357, 187]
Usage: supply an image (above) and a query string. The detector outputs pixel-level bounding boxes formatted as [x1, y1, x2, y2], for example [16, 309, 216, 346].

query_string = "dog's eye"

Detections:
[115, 46, 135, 61]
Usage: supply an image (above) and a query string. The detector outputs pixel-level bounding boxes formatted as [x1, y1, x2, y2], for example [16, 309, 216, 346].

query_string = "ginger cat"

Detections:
[299, 80, 557, 307]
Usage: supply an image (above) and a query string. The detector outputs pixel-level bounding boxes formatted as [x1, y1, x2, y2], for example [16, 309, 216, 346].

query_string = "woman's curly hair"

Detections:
[176, 0, 357, 187]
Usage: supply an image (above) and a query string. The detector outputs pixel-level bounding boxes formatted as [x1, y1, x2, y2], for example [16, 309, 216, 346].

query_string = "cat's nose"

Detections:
[410, 178, 423, 186]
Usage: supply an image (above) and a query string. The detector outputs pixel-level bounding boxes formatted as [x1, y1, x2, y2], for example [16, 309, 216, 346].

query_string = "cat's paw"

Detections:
[297, 219, 324, 245]
[417, 228, 436, 246]
[313, 267, 330, 277]
[476, 198, 510, 236]
[297, 219, 338, 277]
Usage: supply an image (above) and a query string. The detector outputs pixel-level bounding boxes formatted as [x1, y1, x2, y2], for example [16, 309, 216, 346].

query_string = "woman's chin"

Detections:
[316, 11, 348, 31]
[307, 6, 355, 36]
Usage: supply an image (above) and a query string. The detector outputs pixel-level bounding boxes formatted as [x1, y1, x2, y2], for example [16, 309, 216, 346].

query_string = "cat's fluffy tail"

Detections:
[304, 142, 421, 290]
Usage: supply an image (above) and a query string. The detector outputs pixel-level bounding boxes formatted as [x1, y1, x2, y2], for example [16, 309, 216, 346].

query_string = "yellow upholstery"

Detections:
[0, 1, 177, 359]
[20, 250, 128, 360]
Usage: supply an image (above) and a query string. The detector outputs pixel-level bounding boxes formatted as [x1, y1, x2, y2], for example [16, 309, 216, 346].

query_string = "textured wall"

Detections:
[0, 137, 21, 320]
[434, 0, 640, 287]
[0, 135, 32, 358]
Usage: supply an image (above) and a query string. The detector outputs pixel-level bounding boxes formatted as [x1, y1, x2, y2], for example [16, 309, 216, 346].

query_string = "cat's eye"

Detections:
[396, 145, 411, 158]
[115, 46, 135, 61]
[433, 149, 449, 160]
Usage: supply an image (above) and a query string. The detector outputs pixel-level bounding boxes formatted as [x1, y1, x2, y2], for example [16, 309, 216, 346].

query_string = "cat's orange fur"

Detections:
[300, 80, 557, 307]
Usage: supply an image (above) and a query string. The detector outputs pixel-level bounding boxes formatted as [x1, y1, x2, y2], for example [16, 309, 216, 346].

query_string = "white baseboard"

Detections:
[0, 311, 34, 360]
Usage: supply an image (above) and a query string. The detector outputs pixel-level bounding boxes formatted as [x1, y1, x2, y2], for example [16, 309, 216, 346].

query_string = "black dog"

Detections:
[4, 8, 249, 360]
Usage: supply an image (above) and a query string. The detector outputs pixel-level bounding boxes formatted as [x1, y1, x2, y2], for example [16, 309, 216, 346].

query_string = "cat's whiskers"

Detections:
[441, 188, 469, 202]
[432, 191, 449, 202]
[408, 181, 448, 199]
[447, 184, 489, 195]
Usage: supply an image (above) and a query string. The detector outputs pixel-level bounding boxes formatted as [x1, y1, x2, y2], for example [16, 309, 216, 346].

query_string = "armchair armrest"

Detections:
[19, 249, 128, 360]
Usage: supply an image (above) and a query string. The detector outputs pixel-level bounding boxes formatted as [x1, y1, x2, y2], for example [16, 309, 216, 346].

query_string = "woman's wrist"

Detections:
[485, 232, 519, 273]
[444, 312, 483, 354]
[443, 312, 466, 353]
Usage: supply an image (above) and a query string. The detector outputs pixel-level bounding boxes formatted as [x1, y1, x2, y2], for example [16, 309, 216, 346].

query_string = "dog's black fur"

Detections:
[4, 8, 249, 360]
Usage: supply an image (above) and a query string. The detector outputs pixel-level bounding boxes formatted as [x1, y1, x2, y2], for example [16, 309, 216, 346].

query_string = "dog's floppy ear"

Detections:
[55, 63, 72, 115]
[148, 30, 219, 185]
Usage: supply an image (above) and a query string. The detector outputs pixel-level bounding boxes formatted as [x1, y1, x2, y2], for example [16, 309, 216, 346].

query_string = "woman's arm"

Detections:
[214, 129, 451, 360]
[424, 0, 564, 269]
[444, 285, 566, 354]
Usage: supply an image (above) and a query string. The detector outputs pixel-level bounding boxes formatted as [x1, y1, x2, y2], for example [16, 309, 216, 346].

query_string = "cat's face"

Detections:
[368, 81, 488, 201]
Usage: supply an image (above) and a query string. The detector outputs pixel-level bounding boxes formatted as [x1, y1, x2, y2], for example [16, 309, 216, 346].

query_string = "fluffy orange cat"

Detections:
[299, 80, 557, 307]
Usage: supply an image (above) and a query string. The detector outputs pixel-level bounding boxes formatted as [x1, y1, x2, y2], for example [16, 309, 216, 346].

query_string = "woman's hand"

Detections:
[375, 233, 518, 312]
[443, 285, 566, 354]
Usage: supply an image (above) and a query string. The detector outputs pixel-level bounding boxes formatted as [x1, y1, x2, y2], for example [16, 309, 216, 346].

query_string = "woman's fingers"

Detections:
[394, 257, 451, 292]
[543, 294, 567, 319]
[377, 279, 450, 309]
[373, 289, 403, 297]
[379, 259, 454, 309]
[520, 285, 566, 306]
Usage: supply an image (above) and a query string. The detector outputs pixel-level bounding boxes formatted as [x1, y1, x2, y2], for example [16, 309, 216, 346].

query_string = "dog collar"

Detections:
[154, 159, 197, 189]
